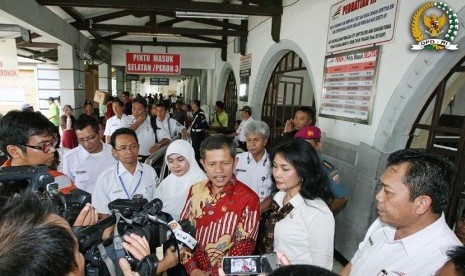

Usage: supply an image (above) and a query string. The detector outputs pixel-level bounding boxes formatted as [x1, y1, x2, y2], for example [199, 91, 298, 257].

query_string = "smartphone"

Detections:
[222, 253, 279, 275]
[222, 255, 260, 275]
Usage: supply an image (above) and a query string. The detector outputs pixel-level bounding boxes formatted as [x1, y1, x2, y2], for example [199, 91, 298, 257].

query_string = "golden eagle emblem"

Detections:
[423, 13, 446, 37]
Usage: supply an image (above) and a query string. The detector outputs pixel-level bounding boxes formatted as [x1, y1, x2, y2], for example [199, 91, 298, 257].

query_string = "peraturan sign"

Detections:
[327, 0, 399, 53]
[126, 53, 181, 75]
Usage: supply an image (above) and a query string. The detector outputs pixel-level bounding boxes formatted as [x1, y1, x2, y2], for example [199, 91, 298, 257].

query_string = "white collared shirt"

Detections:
[234, 151, 272, 202]
[60, 142, 117, 193]
[350, 214, 462, 276]
[92, 161, 158, 214]
[155, 116, 185, 141]
[236, 117, 254, 142]
[104, 114, 131, 137]
[128, 115, 155, 156]
[273, 191, 334, 270]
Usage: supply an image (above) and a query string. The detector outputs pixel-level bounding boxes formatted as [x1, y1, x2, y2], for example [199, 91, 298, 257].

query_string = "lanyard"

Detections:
[117, 162, 144, 199]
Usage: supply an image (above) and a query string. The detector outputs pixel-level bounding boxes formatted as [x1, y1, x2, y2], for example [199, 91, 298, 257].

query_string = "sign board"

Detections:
[150, 77, 170, 85]
[126, 53, 181, 75]
[240, 53, 252, 77]
[320, 46, 380, 124]
[0, 39, 19, 81]
[327, 0, 399, 53]
[126, 74, 139, 81]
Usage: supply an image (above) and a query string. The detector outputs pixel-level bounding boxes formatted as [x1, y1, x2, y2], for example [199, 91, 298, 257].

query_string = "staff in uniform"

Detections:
[234, 121, 273, 212]
[93, 128, 158, 217]
[149, 103, 186, 154]
[61, 116, 117, 194]
[189, 99, 209, 161]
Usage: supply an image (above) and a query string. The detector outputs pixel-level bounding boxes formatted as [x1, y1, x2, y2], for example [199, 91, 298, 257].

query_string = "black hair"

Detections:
[199, 134, 236, 160]
[132, 96, 148, 109]
[192, 100, 201, 107]
[155, 102, 167, 111]
[447, 246, 465, 276]
[110, 128, 139, 149]
[75, 115, 99, 134]
[113, 98, 124, 107]
[387, 148, 455, 214]
[270, 139, 330, 202]
[0, 192, 77, 275]
[0, 110, 56, 157]
[270, 264, 338, 276]
[295, 106, 316, 126]
[215, 101, 225, 110]
[122, 91, 130, 97]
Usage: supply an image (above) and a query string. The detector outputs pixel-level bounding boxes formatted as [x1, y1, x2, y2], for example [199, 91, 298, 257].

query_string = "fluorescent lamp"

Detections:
[176, 11, 248, 20]
[127, 32, 181, 39]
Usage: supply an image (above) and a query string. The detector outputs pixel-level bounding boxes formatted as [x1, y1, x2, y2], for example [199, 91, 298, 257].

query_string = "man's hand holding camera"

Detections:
[119, 233, 179, 275]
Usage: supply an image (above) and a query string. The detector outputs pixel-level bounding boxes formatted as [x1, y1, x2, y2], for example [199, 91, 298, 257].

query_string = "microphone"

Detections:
[167, 219, 197, 250]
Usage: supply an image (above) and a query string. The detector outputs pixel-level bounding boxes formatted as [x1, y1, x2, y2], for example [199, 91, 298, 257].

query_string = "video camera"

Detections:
[0, 165, 91, 225]
[77, 196, 176, 276]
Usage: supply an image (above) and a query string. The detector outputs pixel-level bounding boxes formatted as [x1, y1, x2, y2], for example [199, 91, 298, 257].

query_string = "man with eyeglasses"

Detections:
[0, 110, 98, 227]
[93, 128, 158, 217]
[61, 116, 117, 194]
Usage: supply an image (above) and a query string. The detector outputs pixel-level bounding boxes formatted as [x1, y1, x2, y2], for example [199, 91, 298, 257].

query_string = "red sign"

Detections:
[126, 53, 181, 75]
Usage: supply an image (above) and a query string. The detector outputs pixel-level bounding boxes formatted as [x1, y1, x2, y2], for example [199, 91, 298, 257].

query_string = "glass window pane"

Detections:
[439, 71, 465, 128]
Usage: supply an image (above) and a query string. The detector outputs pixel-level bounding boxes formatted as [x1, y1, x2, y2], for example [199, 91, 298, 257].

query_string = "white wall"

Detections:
[214, 0, 465, 148]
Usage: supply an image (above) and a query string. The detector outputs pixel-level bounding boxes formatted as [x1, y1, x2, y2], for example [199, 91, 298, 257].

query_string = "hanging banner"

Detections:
[320, 46, 381, 124]
[0, 39, 19, 80]
[126, 53, 181, 75]
[327, 0, 399, 53]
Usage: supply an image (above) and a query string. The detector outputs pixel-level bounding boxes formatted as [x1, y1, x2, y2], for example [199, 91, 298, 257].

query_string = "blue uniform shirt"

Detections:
[321, 158, 348, 199]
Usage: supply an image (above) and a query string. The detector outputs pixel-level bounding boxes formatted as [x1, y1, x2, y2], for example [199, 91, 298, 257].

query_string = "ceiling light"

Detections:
[175, 11, 248, 20]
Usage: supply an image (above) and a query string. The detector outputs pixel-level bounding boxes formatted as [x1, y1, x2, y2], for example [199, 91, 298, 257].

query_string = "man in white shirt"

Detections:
[61, 116, 117, 194]
[93, 128, 158, 217]
[234, 121, 272, 212]
[149, 103, 186, 154]
[228, 106, 254, 151]
[127, 97, 155, 162]
[340, 149, 462, 276]
[104, 98, 130, 143]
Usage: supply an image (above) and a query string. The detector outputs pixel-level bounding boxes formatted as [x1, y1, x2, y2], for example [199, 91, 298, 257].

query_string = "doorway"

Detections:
[407, 55, 465, 226]
[223, 71, 238, 129]
[261, 51, 314, 143]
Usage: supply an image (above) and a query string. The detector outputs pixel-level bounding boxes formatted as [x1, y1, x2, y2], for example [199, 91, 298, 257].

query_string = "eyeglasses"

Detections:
[23, 139, 58, 153]
[114, 144, 139, 152]
[77, 133, 98, 144]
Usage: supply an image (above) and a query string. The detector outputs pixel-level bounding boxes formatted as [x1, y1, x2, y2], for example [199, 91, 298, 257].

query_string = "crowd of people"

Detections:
[1, 93, 465, 276]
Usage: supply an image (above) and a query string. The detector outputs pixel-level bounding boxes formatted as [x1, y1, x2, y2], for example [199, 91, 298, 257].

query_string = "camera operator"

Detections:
[0, 191, 176, 276]
[0, 110, 97, 227]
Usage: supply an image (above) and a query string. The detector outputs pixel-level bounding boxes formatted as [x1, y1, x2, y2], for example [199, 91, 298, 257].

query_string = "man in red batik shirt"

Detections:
[180, 135, 260, 276]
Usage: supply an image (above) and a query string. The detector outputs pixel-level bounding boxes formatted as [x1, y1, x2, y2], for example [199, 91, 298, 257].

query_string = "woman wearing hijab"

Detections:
[158, 139, 207, 220]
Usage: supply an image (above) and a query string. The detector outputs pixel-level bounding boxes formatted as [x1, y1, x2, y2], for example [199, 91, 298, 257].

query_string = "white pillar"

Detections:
[58, 44, 85, 116]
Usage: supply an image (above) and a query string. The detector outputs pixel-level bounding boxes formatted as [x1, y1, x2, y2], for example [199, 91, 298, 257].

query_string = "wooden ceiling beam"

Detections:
[37, 0, 282, 16]
[110, 40, 224, 48]
[73, 23, 247, 36]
